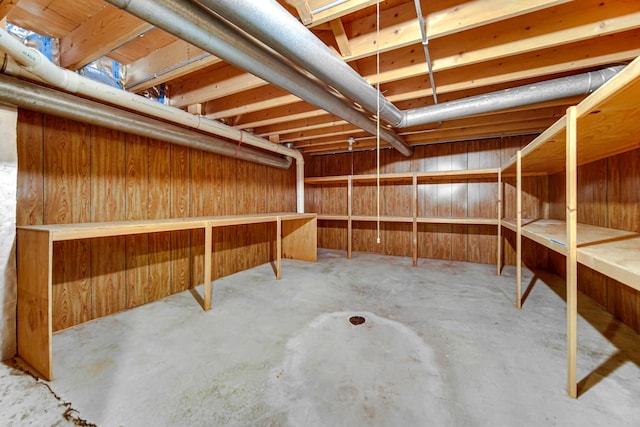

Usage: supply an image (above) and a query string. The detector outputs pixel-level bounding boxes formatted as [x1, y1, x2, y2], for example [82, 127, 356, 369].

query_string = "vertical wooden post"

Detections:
[566, 106, 578, 398]
[347, 175, 352, 259]
[276, 217, 282, 279]
[412, 173, 418, 267]
[203, 225, 212, 310]
[516, 151, 522, 309]
[497, 168, 502, 275]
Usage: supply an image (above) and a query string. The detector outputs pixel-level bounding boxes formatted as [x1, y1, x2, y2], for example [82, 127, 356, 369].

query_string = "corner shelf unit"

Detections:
[501, 54, 640, 398]
[305, 168, 502, 272]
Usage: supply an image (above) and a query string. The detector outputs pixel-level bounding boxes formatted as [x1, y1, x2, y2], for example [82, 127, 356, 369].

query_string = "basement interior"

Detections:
[0, 1, 639, 425]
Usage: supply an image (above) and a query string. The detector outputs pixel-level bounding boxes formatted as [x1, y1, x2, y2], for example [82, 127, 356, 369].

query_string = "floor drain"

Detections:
[349, 316, 366, 325]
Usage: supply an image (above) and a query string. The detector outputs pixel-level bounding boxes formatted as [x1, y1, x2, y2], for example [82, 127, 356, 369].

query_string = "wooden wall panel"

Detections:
[90, 127, 126, 318]
[170, 144, 191, 294]
[468, 139, 501, 264]
[125, 134, 149, 309]
[16, 111, 297, 329]
[606, 150, 640, 332]
[209, 154, 237, 279]
[44, 116, 91, 331]
[189, 149, 205, 287]
[414, 145, 439, 260]
[381, 149, 412, 256]
[307, 136, 539, 265]
[148, 141, 172, 301]
[16, 110, 44, 227]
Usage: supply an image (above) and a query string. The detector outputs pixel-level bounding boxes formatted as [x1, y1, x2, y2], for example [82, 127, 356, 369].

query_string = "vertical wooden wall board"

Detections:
[304, 155, 323, 213]
[124, 134, 149, 308]
[189, 148, 205, 286]
[236, 160, 266, 270]
[148, 140, 172, 301]
[414, 145, 438, 260]
[575, 159, 608, 300]
[381, 150, 411, 256]
[170, 144, 191, 294]
[547, 172, 566, 220]
[90, 127, 126, 318]
[435, 144, 454, 260]
[352, 221, 377, 253]
[450, 142, 468, 261]
[212, 154, 236, 278]
[606, 149, 640, 331]
[44, 116, 91, 331]
[16, 110, 44, 226]
[350, 151, 376, 252]
[468, 139, 500, 264]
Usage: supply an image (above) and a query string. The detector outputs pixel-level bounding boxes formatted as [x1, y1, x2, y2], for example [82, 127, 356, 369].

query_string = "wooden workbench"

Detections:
[17, 212, 317, 380]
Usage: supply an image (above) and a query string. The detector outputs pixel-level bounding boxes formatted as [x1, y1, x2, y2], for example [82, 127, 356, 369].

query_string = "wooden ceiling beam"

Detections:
[190, 11, 640, 122]
[342, 0, 572, 61]
[0, 0, 19, 20]
[306, 0, 381, 27]
[125, 40, 222, 92]
[60, 5, 152, 70]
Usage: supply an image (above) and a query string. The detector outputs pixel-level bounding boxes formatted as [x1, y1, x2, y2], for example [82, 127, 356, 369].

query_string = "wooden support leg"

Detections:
[412, 173, 418, 267]
[17, 229, 53, 380]
[203, 226, 212, 310]
[566, 107, 578, 398]
[276, 217, 282, 280]
[348, 175, 352, 259]
[516, 151, 522, 309]
[497, 169, 502, 276]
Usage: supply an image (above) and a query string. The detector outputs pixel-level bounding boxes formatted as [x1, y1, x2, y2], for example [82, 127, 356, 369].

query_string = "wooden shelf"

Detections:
[16, 212, 317, 380]
[305, 168, 500, 185]
[502, 219, 640, 291]
[418, 217, 499, 225]
[351, 215, 414, 223]
[501, 55, 640, 398]
[502, 56, 640, 176]
[317, 215, 499, 226]
[305, 168, 502, 268]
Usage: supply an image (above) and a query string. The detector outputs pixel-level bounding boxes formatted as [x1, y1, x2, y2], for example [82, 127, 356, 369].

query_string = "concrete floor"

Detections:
[1, 248, 639, 426]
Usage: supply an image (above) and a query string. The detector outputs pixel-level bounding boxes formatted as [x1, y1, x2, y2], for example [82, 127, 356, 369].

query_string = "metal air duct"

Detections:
[201, 0, 623, 128]
[0, 73, 292, 169]
[105, 0, 413, 157]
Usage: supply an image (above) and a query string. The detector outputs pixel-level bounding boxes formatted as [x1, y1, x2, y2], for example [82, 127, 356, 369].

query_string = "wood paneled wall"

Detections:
[16, 110, 296, 331]
[547, 149, 640, 333]
[305, 135, 549, 267]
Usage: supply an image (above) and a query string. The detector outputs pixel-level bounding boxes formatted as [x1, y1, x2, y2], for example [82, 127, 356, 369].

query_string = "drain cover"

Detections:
[349, 315, 366, 325]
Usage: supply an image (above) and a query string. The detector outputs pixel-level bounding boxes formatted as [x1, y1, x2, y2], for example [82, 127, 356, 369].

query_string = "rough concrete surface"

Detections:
[1, 249, 639, 426]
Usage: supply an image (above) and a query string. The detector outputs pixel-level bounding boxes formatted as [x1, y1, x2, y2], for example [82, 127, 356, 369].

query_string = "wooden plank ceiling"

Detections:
[2, 0, 639, 156]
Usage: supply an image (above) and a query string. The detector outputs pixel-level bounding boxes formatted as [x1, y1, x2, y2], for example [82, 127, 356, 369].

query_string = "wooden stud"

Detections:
[412, 172, 418, 267]
[348, 175, 352, 259]
[566, 106, 578, 398]
[516, 150, 522, 309]
[497, 168, 502, 275]
[203, 225, 212, 310]
[276, 217, 282, 280]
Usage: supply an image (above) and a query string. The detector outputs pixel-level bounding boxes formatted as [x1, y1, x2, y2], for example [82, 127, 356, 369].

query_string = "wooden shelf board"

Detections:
[351, 215, 414, 223]
[417, 217, 499, 225]
[416, 168, 500, 181]
[317, 214, 349, 221]
[306, 168, 500, 184]
[502, 218, 640, 291]
[17, 213, 316, 241]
